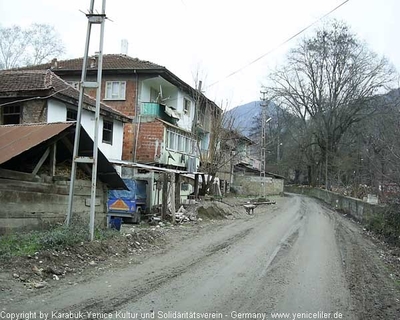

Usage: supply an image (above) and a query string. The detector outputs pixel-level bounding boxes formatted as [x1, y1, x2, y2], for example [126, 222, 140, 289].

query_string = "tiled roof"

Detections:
[0, 70, 50, 92]
[19, 54, 165, 71]
[0, 70, 130, 121]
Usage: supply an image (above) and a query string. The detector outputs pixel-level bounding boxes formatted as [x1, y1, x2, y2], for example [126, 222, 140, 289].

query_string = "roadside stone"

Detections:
[32, 265, 42, 276]
[88, 261, 97, 266]
[12, 273, 19, 279]
[44, 266, 63, 275]
[34, 282, 47, 289]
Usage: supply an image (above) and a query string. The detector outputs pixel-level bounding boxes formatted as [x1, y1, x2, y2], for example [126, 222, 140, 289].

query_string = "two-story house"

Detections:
[23, 55, 221, 207]
[22, 54, 220, 171]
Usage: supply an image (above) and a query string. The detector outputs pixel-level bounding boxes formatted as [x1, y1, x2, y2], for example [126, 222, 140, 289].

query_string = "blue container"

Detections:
[110, 217, 122, 231]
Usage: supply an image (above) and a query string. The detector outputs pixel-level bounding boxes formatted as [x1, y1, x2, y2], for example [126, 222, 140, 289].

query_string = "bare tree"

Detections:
[0, 24, 65, 69]
[266, 20, 396, 186]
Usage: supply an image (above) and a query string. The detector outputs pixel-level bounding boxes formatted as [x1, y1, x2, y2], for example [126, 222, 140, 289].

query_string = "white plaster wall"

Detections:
[47, 99, 124, 161]
[47, 99, 66, 122]
[140, 83, 151, 103]
[176, 91, 194, 131]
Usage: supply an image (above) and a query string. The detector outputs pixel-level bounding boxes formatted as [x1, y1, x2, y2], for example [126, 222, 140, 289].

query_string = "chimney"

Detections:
[89, 55, 97, 68]
[197, 80, 203, 92]
[121, 39, 129, 55]
[51, 58, 58, 69]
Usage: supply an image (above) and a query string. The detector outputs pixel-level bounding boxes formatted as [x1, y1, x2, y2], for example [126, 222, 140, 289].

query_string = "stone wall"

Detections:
[233, 175, 284, 196]
[285, 185, 385, 223]
[22, 100, 47, 123]
[0, 178, 107, 235]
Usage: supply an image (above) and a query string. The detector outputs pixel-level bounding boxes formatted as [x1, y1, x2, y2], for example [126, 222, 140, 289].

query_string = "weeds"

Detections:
[0, 222, 118, 258]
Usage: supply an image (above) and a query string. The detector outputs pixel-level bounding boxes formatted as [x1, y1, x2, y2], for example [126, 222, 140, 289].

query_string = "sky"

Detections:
[1, 0, 399, 109]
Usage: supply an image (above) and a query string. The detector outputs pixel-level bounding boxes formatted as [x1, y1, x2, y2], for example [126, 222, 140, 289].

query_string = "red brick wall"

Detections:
[98, 79, 137, 117]
[122, 123, 134, 161]
[135, 121, 165, 162]
[92, 77, 138, 162]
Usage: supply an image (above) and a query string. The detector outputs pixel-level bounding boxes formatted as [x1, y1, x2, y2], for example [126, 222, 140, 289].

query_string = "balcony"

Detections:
[141, 102, 179, 125]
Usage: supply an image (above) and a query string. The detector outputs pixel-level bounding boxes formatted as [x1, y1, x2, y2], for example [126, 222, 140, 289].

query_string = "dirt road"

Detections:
[2, 195, 400, 319]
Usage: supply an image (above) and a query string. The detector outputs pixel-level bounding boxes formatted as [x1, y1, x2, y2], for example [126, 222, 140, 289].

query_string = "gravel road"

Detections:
[3, 195, 400, 319]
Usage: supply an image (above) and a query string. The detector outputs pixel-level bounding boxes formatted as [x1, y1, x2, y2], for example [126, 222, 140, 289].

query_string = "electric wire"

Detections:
[206, 0, 350, 88]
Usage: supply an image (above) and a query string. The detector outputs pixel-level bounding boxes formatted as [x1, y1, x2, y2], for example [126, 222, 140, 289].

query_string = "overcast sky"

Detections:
[1, 0, 399, 108]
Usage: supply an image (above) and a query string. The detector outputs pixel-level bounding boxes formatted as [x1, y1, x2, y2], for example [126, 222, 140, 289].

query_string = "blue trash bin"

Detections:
[110, 217, 122, 231]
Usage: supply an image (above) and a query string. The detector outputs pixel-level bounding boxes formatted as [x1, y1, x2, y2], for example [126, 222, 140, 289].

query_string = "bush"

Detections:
[367, 205, 400, 245]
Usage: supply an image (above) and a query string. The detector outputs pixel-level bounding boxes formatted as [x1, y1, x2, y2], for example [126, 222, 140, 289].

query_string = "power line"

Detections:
[0, 87, 70, 107]
[207, 0, 350, 88]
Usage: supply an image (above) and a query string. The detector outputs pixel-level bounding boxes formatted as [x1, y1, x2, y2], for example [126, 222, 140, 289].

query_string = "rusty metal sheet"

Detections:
[0, 122, 74, 165]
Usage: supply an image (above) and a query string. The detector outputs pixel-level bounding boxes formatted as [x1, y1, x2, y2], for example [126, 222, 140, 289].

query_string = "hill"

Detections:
[226, 101, 277, 137]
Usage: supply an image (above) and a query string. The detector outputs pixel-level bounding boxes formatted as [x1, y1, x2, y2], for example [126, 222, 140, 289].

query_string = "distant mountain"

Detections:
[226, 101, 277, 137]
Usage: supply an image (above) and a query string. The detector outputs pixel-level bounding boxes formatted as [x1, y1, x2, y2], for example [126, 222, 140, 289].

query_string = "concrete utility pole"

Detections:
[260, 90, 268, 198]
[66, 0, 107, 241]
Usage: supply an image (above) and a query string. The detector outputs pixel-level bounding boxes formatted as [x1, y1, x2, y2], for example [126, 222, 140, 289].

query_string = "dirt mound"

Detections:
[195, 199, 249, 220]
[0, 228, 167, 292]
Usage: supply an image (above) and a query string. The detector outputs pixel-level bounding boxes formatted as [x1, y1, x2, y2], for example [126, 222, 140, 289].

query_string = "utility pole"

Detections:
[260, 90, 268, 199]
[66, 0, 107, 241]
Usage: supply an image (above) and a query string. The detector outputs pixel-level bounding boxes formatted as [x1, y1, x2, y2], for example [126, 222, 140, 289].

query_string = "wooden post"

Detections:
[161, 173, 168, 220]
[170, 173, 176, 223]
[175, 173, 180, 209]
[194, 174, 199, 199]
[50, 143, 57, 177]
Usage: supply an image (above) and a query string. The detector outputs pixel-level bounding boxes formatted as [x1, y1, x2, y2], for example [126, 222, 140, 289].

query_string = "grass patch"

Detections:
[0, 223, 118, 258]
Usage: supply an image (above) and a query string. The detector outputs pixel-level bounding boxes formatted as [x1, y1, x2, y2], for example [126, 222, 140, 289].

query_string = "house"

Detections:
[21, 55, 221, 207]
[0, 122, 127, 234]
[216, 129, 262, 195]
[0, 69, 132, 232]
[0, 70, 130, 163]
[21, 54, 220, 171]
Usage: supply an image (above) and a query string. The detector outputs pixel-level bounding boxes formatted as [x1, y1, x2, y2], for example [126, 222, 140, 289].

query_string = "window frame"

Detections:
[102, 119, 113, 145]
[105, 81, 126, 100]
[183, 98, 191, 115]
[2, 105, 21, 125]
[66, 108, 77, 121]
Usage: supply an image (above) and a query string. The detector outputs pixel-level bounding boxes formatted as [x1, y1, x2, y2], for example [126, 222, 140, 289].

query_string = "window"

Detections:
[181, 183, 189, 191]
[185, 137, 191, 153]
[178, 135, 185, 152]
[168, 131, 176, 150]
[166, 129, 195, 154]
[66, 108, 77, 121]
[102, 120, 113, 144]
[105, 81, 126, 100]
[184, 98, 191, 115]
[2, 105, 21, 124]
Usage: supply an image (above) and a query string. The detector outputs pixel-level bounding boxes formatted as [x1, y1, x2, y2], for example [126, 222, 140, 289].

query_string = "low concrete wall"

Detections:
[285, 185, 385, 223]
[0, 178, 107, 235]
[233, 175, 284, 196]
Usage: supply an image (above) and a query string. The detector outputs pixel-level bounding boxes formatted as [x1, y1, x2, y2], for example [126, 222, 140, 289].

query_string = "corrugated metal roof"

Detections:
[0, 122, 127, 189]
[0, 122, 74, 165]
